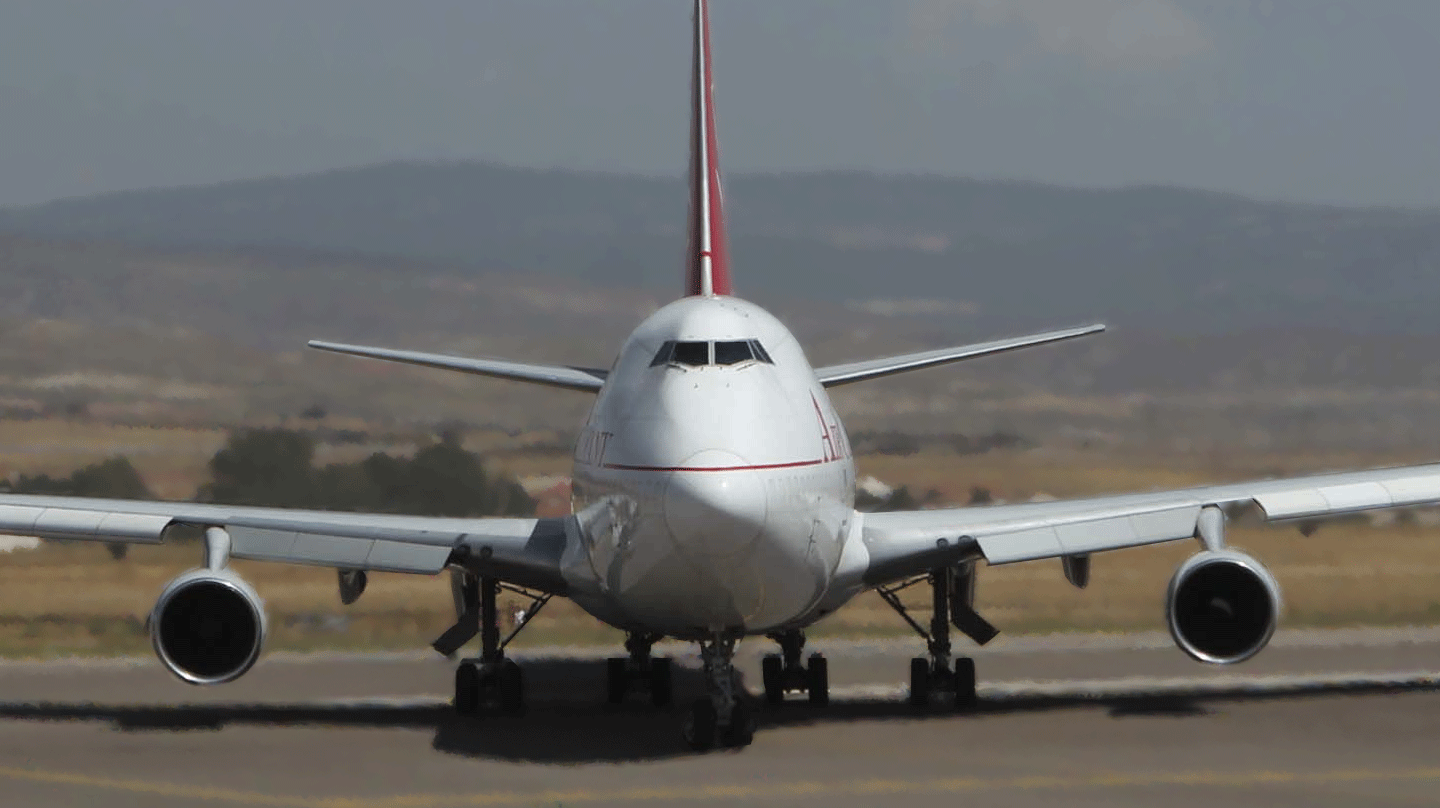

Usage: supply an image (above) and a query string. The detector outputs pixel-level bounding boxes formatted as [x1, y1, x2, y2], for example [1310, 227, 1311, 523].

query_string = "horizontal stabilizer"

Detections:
[308, 340, 607, 393]
[814, 324, 1105, 388]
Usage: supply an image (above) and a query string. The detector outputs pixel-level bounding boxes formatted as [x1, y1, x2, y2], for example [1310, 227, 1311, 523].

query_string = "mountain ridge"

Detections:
[4, 161, 1438, 335]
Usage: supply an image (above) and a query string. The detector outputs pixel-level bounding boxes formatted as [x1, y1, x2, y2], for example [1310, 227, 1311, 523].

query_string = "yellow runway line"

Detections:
[4, 765, 1440, 807]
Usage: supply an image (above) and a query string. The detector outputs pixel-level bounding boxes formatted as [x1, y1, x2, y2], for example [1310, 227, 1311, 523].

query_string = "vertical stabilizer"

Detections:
[684, 0, 732, 297]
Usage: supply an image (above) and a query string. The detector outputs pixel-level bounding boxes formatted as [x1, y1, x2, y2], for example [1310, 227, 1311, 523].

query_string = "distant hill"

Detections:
[3, 162, 1438, 333]
[3, 234, 1440, 450]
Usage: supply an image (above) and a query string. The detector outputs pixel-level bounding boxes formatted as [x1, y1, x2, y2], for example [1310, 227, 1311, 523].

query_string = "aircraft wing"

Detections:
[0, 493, 573, 593]
[814, 324, 1105, 388]
[858, 462, 1440, 584]
[308, 340, 608, 393]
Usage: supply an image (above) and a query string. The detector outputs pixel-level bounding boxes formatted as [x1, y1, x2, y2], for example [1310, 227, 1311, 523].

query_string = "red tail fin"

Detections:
[684, 0, 732, 297]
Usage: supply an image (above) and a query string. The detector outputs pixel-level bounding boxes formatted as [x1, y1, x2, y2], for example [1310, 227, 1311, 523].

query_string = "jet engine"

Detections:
[1165, 549, 1281, 665]
[150, 568, 267, 685]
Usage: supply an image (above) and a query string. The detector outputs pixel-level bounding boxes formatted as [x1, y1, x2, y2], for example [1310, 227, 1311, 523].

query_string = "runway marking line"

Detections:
[5, 765, 1440, 806]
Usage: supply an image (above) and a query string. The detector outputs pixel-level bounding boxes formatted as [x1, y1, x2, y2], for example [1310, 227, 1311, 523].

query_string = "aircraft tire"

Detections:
[606, 657, 628, 705]
[684, 699, 718, 752]
[499, 660, 525, 716]
[909, 657, 930, 708]
[806, 654, 829, 706]
[722, 700, 756, 748]
[761, 655, 784, 705]
[650, 657, 674, 707]
[953, 657, 977, 711]
[455, 662, 480, 716]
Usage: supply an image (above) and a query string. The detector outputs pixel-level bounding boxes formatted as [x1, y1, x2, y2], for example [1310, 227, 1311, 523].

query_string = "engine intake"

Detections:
[150, 569, 266, 685]
[1166, 550, 1281, 665]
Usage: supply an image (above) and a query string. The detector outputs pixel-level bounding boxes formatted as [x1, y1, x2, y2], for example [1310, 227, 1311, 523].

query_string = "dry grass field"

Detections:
[0, 420, 228, 500]
[2, 429, 1440, 659]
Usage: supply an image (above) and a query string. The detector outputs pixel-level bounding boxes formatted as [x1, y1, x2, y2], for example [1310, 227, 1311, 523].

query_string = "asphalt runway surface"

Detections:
[5, 627, 1440, 807]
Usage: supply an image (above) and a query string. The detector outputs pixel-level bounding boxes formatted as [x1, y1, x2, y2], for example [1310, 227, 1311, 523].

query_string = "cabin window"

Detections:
[713, 340, 755, 366]
[670, 341, 710, 367]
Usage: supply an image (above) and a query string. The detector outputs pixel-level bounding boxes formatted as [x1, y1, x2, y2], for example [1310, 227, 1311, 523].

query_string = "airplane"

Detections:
[5, 0, 1440, 752]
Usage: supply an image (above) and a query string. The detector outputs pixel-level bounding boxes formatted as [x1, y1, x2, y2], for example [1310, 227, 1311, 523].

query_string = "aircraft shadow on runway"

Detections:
[2, 659, 1438, 762]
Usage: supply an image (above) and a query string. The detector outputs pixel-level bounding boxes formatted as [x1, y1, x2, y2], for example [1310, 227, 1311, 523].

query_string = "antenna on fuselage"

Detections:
[684, 0, 732, 298]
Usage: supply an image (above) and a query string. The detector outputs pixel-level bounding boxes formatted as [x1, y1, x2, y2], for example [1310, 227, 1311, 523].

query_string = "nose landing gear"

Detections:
[684, 635, 754, 751]
[760, 629, 828, 706]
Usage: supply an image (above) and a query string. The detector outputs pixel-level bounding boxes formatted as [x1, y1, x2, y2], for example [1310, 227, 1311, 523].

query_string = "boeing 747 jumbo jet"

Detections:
[6, 0, 1440, 751]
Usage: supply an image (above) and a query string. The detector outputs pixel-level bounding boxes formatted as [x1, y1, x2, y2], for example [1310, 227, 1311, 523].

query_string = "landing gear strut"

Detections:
[761, 630, 828, 706]
[607, 632, 674, 707]
[439, 572, 551, 717]
[877, 563, 995, 711]
[683, 635, 754, 751]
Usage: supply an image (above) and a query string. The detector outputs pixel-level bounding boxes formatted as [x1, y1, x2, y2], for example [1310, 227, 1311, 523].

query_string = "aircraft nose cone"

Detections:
[664, 450, 768, 559]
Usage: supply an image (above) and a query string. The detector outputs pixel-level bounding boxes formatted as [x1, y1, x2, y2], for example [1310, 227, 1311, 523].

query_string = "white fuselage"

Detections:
[569, 295, 857, 639]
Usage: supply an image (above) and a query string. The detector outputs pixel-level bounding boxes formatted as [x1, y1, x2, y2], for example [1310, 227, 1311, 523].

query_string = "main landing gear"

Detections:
[877, 563, 996, 711]
[761, 629, 828, 706]
[607, 632, 674, 707]
[684, 636, 755, 751]
[436, 572, 551, 717]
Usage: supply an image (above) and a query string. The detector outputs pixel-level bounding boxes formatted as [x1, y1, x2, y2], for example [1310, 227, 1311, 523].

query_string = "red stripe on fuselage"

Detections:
[602, 458, 830, 473]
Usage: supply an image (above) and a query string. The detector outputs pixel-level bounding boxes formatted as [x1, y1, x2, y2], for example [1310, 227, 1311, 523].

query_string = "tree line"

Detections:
[2, 428, 535, 518]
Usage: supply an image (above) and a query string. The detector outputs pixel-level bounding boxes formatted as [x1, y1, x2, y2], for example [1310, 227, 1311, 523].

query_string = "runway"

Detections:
[4, 627, 1440, 807]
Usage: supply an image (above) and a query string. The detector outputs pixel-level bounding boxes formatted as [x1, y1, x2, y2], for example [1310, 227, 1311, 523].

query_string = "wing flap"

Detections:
[0, 503, 170, 543]
[815, 324, 1104, 388]
[308, 340, 607, 393]
[1254, 472, 1440, 520]
[228, 525, 452, 574]
[977, 504, 1201, 564]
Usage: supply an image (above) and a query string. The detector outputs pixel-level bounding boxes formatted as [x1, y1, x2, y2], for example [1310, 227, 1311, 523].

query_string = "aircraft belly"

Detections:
[609, 517, 829, 637]
[570, 466, 842, 637]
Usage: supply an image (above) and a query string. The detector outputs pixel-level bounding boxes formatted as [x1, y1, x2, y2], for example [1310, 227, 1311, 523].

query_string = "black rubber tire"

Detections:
[606, 657, 629, 705]
[499, 660, 525, 716]
[806, 654, 829, 707]
[650, 657, 674, 707]
[761, 655, 784, 706]
[454, 662, 480, 716]
[684, 698, 718, 752]
[953, 657, 977, 711]
[722, 699, 756, 748]
[909, 657, 930, 708]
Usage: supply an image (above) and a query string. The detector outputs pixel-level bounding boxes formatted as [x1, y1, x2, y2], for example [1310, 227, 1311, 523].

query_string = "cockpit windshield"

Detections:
[670, 341, 710, 366]
[713, 341, 753, 365]
[651, 339, 773, 368]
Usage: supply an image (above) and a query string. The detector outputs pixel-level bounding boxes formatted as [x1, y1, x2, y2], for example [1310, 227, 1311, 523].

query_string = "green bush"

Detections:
[198, 429, 535, 517]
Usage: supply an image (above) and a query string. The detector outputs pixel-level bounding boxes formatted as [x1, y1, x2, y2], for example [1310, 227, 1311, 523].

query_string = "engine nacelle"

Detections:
[1165, 549, 1281, 665]
[150, 568, 267, 685]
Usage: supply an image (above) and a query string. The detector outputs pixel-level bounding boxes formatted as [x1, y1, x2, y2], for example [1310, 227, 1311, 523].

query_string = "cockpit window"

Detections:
[669, 341, 710, 367]
[713, 340, 755, 366]
[749, 340, 774, 364]
[652, 339, 772, 368]
[649, 341, 676, 367]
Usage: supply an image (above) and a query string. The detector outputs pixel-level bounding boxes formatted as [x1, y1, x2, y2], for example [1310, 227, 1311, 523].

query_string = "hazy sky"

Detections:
[2, 0, 1436, 208]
